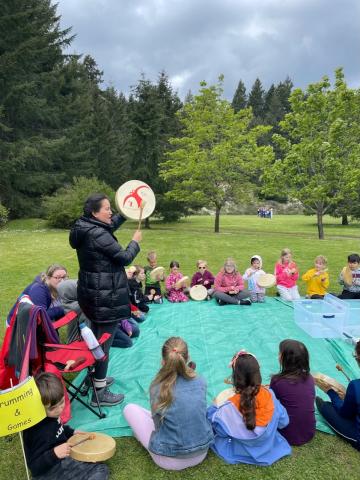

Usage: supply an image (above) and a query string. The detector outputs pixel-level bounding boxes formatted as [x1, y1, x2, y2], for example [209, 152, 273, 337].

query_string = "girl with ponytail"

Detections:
[207, 350, 291, 466]
[124, 337, 213, 470]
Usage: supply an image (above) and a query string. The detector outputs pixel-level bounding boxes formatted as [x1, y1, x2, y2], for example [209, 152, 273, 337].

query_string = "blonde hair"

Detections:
[315, 255, 327, 266]
[280, 248, 292, 264]
[223, 257, 237, 272]
[147, 250, 157, 262]
[40, 264, 67, 300]
[150, 337, 196, 413]
[196, 259, 207, 268]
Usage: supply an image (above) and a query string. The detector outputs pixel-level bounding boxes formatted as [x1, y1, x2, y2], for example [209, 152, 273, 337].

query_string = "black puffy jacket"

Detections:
[69, 214, 140, 323]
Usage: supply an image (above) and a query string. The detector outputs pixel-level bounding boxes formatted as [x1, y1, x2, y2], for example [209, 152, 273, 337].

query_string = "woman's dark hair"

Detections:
[83, 193, 109, 217]
[272, 339, 310, 382]
[232, 354, 261, 430]
[170, 260, 180, 268]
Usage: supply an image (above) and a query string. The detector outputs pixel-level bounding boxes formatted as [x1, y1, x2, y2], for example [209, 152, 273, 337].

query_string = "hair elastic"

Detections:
[229, 349, 257, 368]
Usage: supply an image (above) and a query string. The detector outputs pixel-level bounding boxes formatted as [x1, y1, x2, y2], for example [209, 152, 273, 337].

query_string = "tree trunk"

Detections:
[214, 205, 221, 233]
[144, 217, 151, 229]
[341, 214, 349, 226]
[316, 209, 324, 239]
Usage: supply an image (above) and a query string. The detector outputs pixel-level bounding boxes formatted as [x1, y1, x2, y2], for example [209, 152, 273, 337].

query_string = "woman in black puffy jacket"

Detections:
[70, 193, 141, 406]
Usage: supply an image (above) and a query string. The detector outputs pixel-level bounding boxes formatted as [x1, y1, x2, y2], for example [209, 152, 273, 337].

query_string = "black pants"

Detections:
[317, 399, 359, 450]
[91, 321, 118, 381]
[338, 290, 360, 299]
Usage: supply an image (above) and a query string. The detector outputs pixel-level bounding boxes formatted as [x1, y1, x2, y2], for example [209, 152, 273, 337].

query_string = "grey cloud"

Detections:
[58, 0, 360, 99]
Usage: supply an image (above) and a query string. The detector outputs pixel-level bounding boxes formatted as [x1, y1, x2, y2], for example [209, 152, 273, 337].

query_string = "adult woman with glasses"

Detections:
[316, 340, 360, 450]
[6, 264, 68, 325]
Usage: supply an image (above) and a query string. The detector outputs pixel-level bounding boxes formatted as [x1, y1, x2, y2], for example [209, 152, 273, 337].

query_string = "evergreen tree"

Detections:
[231, 80, 247, 112]
[0, 0, 76, 217]
[248, 78, 265, 120]
[128, 72, 185, 223]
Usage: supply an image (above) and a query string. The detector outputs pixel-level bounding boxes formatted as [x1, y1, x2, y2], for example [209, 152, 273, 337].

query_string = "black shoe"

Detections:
[315, 396, 324, 411]
[90, 387, 125, 407]
[217, 299, 226, 306]
[239, 298, 252, 306]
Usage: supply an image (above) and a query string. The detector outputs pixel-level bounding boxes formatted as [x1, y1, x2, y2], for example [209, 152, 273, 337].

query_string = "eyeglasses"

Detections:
[52, 275, 68, 280]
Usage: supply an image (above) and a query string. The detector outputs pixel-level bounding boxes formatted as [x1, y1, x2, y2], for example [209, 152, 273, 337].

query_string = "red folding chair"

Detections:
[0, 298, 110, 420]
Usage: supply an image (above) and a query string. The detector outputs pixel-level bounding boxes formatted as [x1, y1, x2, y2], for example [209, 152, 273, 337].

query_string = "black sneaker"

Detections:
[217, 299, 226, 306]
[90, 387, 124, 407]
[239, 298, 252, 306]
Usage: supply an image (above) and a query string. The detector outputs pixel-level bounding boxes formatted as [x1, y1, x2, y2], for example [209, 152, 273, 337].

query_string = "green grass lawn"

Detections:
[1, 215, 360, 479]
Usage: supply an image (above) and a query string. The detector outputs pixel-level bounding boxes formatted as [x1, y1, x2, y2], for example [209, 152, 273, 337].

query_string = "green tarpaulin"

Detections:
[68, 298, 358, 437]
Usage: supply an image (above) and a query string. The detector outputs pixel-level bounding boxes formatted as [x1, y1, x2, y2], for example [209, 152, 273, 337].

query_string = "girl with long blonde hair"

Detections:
[124, 337, 213, 470]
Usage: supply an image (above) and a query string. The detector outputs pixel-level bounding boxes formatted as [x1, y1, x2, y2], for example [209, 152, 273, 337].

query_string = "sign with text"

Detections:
[0, 376, 46, 437]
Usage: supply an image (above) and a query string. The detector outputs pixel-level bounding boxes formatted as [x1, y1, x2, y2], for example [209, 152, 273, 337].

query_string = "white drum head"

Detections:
[150, 266, 165, 281]
[115, 180, 156, 220]
[257, 273, 276, 288]
[190, 285, 208, 301]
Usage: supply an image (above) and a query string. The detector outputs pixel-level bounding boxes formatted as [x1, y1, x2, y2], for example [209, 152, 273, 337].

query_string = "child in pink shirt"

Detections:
[274, 248, 300, 301]
[213, 258, 251, 305]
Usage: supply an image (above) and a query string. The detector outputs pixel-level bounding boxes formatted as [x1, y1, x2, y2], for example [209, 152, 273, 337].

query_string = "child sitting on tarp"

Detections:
[128, 265, 150, 313]
[301, 255, 329, 299]
[144, 251, 164, 303]
[243, 255, 266, 303]
[338, 253, 360, 299]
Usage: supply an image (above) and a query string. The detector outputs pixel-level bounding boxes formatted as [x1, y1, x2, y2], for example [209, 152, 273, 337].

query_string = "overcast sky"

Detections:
[57, 0, 360, 100]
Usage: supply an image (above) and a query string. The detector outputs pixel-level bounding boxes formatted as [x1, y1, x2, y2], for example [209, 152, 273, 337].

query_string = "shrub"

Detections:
[0, 202, 9, 227]
[43, 177, 115, 228]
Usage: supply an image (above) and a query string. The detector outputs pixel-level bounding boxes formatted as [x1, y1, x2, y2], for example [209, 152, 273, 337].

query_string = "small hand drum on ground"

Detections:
[312, 372, 346, 399]
[214, 387, 235, 407]
[150, 266, 165, 282]
[257, 273, 276, 288]
[175, 276, 190, 289]
[190, 284, 208, 301]
[68, 432, 116, 462]
[115, 180, 156, 220]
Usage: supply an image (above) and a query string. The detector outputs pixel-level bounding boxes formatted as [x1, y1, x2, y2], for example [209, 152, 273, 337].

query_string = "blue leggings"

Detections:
[317, 399, 359, 450]
[112, 319, 140, 348]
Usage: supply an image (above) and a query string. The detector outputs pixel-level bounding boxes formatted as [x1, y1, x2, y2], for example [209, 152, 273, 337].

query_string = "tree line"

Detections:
[1, 1, 360, 239]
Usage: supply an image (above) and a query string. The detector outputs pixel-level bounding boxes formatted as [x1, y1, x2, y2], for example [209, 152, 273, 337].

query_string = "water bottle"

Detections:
[80, 323, 106, 360]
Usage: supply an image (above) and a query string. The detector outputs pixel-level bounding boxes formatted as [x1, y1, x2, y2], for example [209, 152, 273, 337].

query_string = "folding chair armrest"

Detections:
[53, 311, 78, 329]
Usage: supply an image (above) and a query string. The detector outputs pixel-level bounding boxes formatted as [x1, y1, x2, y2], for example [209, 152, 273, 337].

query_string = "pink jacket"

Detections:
[214, 271, 244, 293]
[275, 262, 299, 288]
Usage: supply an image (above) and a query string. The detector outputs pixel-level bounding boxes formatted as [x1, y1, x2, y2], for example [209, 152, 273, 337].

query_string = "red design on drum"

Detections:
[123, 185, 150, 208]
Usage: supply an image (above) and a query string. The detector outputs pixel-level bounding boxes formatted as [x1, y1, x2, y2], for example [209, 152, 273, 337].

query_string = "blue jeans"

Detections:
[112, 319, 140, 348]
[316, 398, 359, 450]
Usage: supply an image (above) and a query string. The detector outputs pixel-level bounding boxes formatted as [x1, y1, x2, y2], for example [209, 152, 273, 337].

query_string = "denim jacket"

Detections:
[148, 375, 214, 457]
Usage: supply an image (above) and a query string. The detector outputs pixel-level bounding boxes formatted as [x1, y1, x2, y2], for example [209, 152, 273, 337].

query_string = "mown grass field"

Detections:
[1, 215, 360, 479]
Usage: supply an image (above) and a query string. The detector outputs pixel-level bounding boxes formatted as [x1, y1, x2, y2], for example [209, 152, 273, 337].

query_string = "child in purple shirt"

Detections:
[270, 339, 315, 446]
[191, 260, 215, 298]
